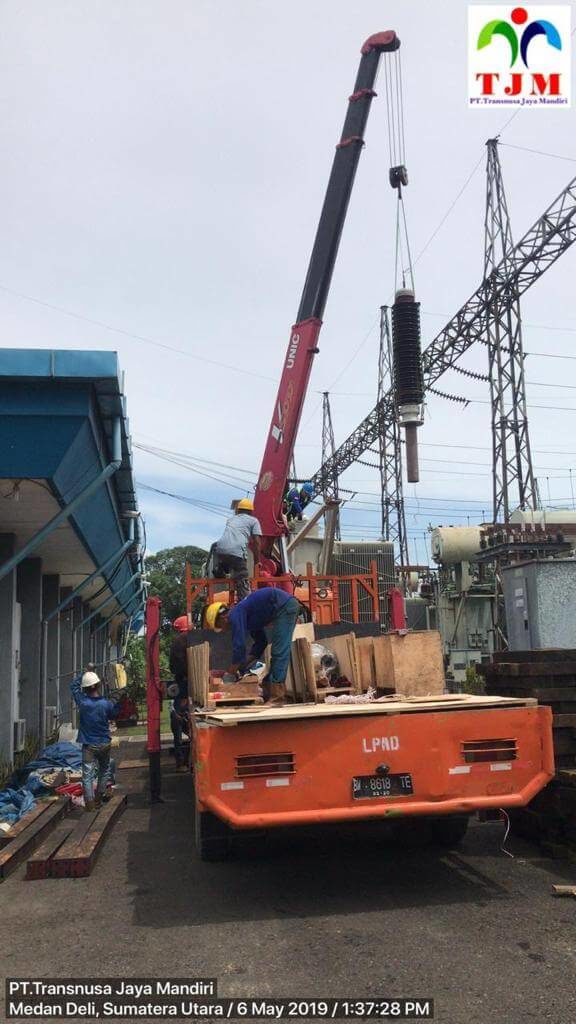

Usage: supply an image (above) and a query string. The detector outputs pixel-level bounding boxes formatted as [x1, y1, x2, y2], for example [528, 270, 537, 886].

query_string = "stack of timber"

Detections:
[479, 650, 576, 853]
[50, 795, 127, 878]
[0, 797, 70, 881]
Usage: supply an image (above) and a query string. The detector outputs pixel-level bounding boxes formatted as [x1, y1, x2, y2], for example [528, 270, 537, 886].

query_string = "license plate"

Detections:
[352, 773, 413, 800]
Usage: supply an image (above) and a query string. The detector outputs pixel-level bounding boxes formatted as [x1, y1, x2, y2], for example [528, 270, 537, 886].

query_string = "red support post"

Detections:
[388, 587, 407, 632]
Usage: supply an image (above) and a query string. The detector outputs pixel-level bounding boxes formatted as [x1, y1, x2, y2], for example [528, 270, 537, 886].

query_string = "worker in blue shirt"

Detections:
[284, 482, 314, 522]
[70, 670, 122, 811]
[205, 589, 302, 705]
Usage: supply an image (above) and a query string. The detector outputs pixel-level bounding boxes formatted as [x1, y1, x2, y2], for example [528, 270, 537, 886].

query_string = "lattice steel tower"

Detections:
[378, 305, 408, 565]
[321, 392, 341, 539]
[484, 137, 538, 522]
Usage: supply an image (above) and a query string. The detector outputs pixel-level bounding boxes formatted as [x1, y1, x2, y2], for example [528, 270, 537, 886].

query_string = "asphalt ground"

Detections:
[1, 751, 575, 1024]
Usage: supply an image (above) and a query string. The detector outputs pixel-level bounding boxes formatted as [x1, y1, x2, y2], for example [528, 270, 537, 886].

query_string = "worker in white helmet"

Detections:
[213, 497, 262, 600]
[70, 668, 122, 811]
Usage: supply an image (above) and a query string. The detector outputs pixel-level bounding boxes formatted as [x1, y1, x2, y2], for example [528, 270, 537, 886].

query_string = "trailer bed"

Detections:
[194, 693, 537, 727]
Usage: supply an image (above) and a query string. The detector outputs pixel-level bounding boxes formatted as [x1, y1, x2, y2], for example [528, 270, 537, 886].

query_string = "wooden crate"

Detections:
[371, 632, 445, 697]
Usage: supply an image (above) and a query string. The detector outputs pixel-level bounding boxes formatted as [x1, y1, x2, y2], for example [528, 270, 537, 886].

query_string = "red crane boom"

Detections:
[253, 32, 400, 562]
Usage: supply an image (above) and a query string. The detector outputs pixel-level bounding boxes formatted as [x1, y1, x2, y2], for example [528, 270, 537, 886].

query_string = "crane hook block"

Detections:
[392, 288, 424, 484]
[389, 165, 408, 190]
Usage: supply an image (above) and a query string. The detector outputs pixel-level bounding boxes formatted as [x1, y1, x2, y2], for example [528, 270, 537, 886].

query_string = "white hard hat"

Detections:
[81, 671, 101, 689]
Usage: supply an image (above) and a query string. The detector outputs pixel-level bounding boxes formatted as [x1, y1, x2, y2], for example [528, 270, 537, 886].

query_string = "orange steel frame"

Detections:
[193, 705, 554, 830]
[185, 561, 380, 623]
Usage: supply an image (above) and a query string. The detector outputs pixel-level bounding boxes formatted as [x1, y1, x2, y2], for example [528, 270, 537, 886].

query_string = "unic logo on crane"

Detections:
[468, 5, 571, 107]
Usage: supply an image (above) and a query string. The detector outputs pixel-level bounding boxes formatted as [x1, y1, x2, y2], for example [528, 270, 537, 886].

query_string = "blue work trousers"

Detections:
[82, 742, 113, 802]
[268, 597, 301, 683]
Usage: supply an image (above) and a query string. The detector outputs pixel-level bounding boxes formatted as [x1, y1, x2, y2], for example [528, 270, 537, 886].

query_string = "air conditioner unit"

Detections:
[13, 719, 26, 753]
[44, 706, 58, 737]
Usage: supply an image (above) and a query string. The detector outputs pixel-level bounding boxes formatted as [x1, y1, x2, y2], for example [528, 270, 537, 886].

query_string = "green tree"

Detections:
[145, 544, 207, 629]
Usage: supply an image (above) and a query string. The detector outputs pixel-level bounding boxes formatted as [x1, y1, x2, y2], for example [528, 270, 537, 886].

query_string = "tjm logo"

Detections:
[468, 5, 571, 107]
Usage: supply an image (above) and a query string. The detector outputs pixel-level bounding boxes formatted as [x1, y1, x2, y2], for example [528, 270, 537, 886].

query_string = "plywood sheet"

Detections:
[357, 637, 376, 689]
[295, 637, 318, 702]
[373, 632, 445, 697]
[321, 634, 359, 690]
[196, 692, 537, 726]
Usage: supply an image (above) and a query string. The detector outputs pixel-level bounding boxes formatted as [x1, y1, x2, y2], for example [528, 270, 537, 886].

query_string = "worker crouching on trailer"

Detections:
[70, 670, 122, 811]
[213, 498, 262, 600]
[205, 590, 302, 705]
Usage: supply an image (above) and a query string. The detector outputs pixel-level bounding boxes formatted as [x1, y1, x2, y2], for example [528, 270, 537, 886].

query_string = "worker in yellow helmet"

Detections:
[205, 589, 301, 705]
[213, 498, 262, 600]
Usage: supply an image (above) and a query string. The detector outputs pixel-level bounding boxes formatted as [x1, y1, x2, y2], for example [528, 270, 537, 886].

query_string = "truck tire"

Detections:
[194, 805, 230, 862]
[429, 814, 469, 848]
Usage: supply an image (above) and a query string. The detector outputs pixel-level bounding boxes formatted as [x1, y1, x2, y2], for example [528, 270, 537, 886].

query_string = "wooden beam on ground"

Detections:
[0, 800, 61, 848]
[51, 795, 127, 878]
[26, 827, 73, 880]
[552, 884, 576, 898]
[0, 798, 70, 881]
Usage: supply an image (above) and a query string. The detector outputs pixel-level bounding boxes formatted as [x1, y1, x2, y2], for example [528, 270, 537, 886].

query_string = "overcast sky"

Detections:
[1, 0, 575, 562]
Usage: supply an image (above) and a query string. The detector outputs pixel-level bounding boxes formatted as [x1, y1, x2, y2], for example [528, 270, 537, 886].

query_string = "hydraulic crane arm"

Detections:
[254, 32, 400, 547]
[310, 172, 576, 496]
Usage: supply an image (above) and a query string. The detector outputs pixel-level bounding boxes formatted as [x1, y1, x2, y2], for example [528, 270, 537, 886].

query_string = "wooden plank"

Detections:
[26, 827, 74, 880]
[371, 632, 445, 697]
[208, 696, 262, 706]
[553, 715, 576, 729]
[493, 649, 576, 664]
[292, 622, 316, 643]
[52, 795, 127, 878]
[552, 728, 576, 756]
[347, 634, 362, 694]
[0, 800, 60, 848]
[295, 637, 318, 702]
[357, 637, 376, 689]
[373, 636, 392, 689]
[187, 642, 210, 706]
[196, 692, 538, 726]
[552, 885, 576, 897]
[558, 769, 576, 789]
[0, 798, 70, 880]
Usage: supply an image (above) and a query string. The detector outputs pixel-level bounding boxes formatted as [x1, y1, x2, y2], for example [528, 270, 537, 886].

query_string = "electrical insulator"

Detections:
[392, 288, 424, 483]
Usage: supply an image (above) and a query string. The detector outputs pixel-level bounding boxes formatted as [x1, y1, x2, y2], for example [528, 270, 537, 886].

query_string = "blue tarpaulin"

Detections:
[0, 786, 35, 824]
[1, 742, 83, 824]
[17, 742, 82, 779]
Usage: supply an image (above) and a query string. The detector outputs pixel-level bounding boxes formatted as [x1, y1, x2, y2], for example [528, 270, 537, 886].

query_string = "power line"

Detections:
[499, 142, 576, 164]
[137, 481, 230, 517]
[0, 282, 277, 384]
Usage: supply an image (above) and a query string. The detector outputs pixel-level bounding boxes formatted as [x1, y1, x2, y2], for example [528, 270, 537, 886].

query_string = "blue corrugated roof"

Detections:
[0, 349, 142, 618]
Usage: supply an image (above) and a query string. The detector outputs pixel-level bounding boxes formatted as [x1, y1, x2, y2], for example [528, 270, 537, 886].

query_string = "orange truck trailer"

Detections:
[192, 695, 554, 860]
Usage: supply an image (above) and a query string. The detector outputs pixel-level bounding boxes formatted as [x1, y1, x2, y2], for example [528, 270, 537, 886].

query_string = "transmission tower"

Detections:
[484, 137, 538, 522]
[321, 392, 341, 539]
[377, 306, 408, 565]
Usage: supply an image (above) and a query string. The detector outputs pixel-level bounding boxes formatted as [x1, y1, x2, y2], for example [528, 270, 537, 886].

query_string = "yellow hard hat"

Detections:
[237, 498, 254, 512]
[205, 602, 228, 631]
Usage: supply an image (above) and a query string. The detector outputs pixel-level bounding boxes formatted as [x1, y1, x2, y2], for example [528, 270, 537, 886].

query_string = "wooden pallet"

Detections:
[0, 798, 70, 881]
[26, 827, 74, 880]
[51, 795, 127, 878]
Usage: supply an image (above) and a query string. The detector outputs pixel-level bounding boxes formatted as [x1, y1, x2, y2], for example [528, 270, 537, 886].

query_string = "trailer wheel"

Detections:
[429, 815, 469, 848]
[194, 805, 230, 862]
